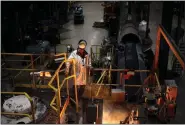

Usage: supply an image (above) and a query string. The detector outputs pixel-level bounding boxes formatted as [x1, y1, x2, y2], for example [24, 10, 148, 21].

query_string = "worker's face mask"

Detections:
[77, 48, 88, 59]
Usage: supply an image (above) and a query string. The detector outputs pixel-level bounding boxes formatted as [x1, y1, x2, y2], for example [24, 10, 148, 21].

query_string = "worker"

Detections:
[65, 40, 90, 96]
[65, 39, 88, 75]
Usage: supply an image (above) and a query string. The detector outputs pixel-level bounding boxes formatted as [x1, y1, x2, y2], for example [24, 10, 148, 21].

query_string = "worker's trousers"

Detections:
[71, 85, 85, 98]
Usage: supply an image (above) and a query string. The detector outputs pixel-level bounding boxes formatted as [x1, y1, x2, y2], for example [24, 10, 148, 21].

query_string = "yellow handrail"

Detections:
[154, 73, 162, 92]
[60, 97, 70, 118]
[1, 112, 32, 119]
[14, 55, 41, 78]
[1, 52, 74, 124]
[48, 57, 78, 123]
[96, 70, 107, 84]
[50, 96, 57, 112]
[96, 71, 106, 97]
[60, 75, 76, 89]
[1, 53, 50, 56]
[48, 59, 73, 92]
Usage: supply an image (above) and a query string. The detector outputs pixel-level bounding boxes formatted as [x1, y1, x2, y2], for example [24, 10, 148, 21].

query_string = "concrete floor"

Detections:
[57, 2, 108, 54]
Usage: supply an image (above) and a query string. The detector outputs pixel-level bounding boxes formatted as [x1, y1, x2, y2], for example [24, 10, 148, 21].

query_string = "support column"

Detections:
[158, 2, 174, 82]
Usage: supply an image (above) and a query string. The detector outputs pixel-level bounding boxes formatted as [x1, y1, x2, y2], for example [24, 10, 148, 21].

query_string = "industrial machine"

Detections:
[1, 1, 185, 124]
[74, 5, 84, 24]
[88, 24, 184, 124]
[89, 2, 185, 124]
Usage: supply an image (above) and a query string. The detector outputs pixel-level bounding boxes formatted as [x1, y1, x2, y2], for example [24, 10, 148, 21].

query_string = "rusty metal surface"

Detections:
[153, 25, 185, 70]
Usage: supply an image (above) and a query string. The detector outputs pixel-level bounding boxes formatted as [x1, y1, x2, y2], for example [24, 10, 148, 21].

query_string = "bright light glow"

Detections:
[102, 101, 130, 124]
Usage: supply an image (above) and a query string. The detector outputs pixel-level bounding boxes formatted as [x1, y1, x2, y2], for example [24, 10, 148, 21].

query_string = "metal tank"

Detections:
[116, 12, 147, 102]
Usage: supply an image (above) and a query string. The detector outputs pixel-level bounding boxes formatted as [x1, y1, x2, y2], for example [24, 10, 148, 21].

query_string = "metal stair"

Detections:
[172, 37, 185, 77]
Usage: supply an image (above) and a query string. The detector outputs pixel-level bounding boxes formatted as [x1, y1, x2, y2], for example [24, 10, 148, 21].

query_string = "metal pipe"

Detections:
[70, 98, 77, 105]
[108, 64, 112, 84]
[159, 25, 185, 69]
[154, 73, 161, 91]
[60, 97, 70, 118]
[1, 53, 66, 61]
[96, 71, 107, 84]
[55, 53, 67, 57]
[56, 91, 61, 123]
[30, 101, 36, 123]
[47, 58, 78, 118]
[2, 68, 38, 71]
[94, 83, 141, 87]
[60, 75, 75, 89]
[56, 73, 61, 123]
[48, 59, 73, 92]
[66, 75, 69, 96]
[96, 72, 106, 97]
[56, 73, 61, 107]
[1, 92, 32, 101]
[14, 55, 41, 78]
[153, 27, 161, 70]
[1, 112, 31, 119]
[48, 84, 58, 92]
[73, 59, 78, 113]
[54, 57, 65, 62]
[50, 96, 57, 111]
[1, 53, 50, 56]
[4, 60, 31, 62]
[15, 84, 50, 89]
[48, 60, 66, 90]
[93, 68, 150, 72]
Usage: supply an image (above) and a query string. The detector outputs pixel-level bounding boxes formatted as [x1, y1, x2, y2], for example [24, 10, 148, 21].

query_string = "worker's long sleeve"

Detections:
[66, 50, 77, 68]
[66, 50, 91, 71]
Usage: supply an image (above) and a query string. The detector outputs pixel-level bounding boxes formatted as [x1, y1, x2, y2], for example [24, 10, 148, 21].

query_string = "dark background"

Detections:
[1, 1, 69, 53]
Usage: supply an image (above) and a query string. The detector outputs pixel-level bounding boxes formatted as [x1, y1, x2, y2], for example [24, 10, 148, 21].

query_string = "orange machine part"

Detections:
[166, 87, 177, 102]
[157, 97, 165, 106]
[167, 103, 176, 118]
[153, 25, 185, 71]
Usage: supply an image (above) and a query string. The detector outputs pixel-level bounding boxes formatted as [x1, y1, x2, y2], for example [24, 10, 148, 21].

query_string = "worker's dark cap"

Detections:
[78, 39, 87, 46]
